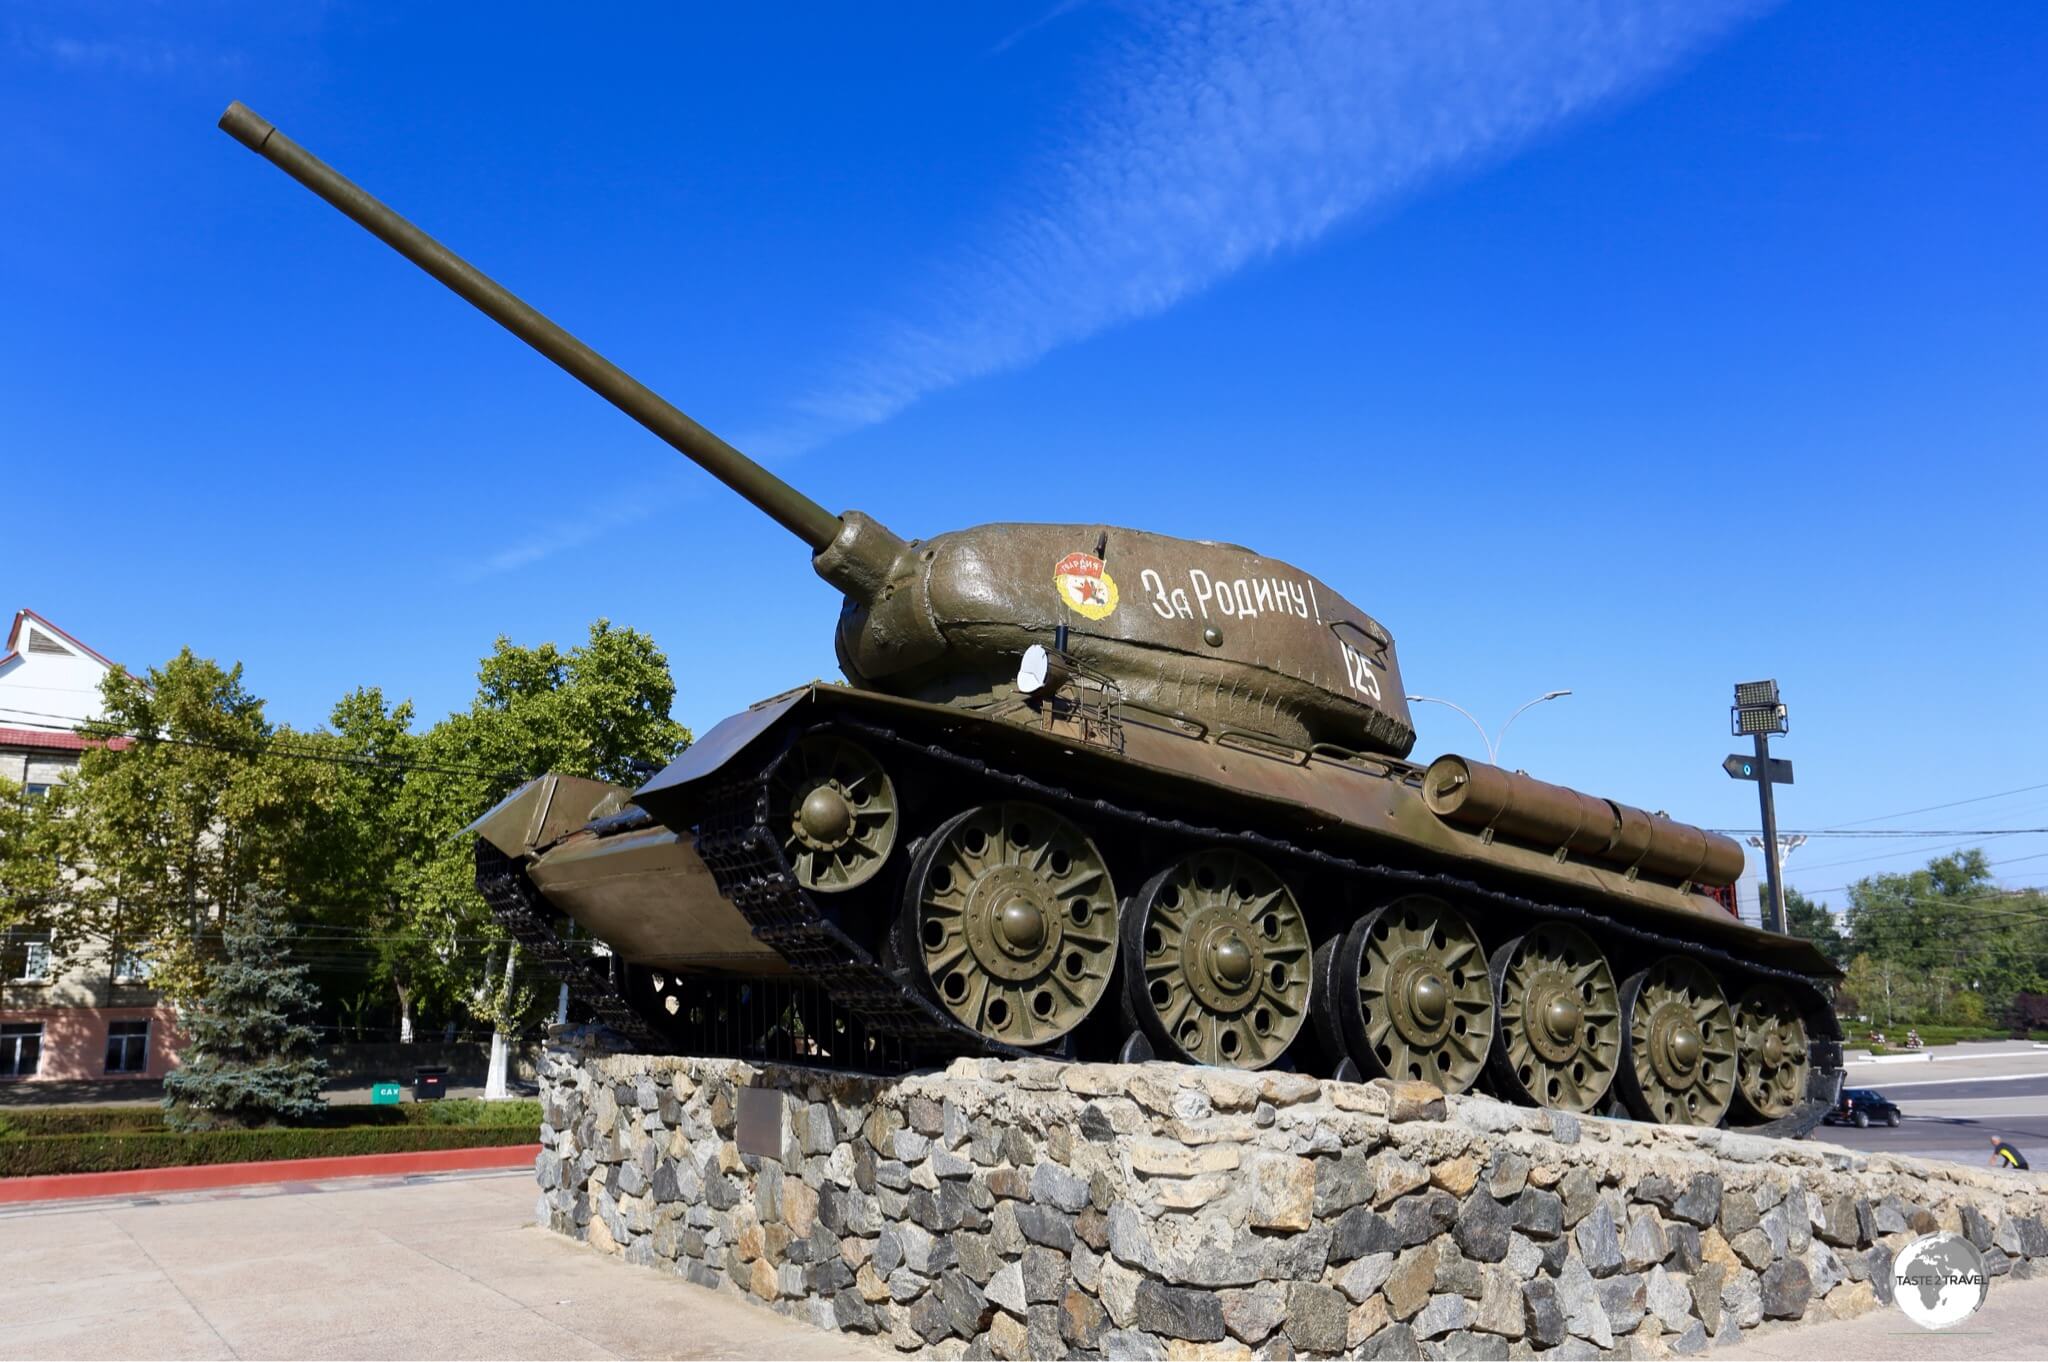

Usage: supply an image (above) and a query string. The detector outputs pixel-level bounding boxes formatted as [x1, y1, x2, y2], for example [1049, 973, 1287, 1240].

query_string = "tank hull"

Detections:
[477, 683, 1842, 1136]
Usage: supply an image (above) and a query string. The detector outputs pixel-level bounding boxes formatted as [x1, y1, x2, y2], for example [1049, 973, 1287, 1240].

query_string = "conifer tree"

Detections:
[163, 890, 328, 1130]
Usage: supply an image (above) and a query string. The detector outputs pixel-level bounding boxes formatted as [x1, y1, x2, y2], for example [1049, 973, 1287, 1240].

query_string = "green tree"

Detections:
[1842, 850, 1995, 975]
[1940, 981, 1989, 1028]
[288, 688, 446, 1041]
[1835, 849, 2046, 1028]
[1783, 887, 1848, 969]
[56, 651, 332, 1003]
[26, 622, 689, 1078]
[394, 620, 690, 1092]
[162, 888, 327, 1130]
[0, 776, 69, 964]
[1839, 952, 1919, 1031]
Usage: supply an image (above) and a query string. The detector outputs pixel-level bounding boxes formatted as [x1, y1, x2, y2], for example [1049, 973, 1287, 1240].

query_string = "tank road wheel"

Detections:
[1315, 895, 1494, 1093]
[1731, 983, 1811, 1122]
[772, 735, 898, 892]
[1616, 956, 1737, 1126]
[906, 802, 1117, 1046]
[1486, 923, 1621, 1113]
[1122, 851, 1312, 1069]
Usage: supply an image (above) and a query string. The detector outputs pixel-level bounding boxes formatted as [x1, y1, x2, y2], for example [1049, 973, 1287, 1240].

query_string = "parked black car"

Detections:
[1825, 1087, 1903, 1128]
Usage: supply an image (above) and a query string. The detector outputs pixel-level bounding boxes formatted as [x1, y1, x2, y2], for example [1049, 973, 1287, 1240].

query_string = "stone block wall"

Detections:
[536, 1035, 2048, 1359]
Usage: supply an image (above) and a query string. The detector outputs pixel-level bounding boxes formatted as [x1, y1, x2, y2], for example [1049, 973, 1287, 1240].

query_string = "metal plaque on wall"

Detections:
[736, 1086, 786, 1159]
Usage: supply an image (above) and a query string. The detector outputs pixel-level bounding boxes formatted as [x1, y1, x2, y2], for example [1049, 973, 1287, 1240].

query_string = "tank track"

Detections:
[693, 748, 1024, 1063]
[476, 841, 661, 1049]
[508, 713, 1845, 1138]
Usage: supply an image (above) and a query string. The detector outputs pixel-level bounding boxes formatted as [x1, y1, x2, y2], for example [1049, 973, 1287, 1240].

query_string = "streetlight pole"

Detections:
[1405, 690, 1572, 765]
[1494, 690, 1574, 765]
[1403, 695, 1493, 761]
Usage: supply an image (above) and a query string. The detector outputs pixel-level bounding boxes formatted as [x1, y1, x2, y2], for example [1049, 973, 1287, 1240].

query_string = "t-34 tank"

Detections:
[221, 102, 1844, 1134]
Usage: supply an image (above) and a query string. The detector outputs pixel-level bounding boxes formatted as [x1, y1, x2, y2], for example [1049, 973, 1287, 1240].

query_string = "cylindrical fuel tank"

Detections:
[1421, 755, 1745, 887]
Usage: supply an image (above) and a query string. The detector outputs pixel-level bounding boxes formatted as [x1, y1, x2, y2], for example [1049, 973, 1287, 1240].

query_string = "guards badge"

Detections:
[1053, 552, 1119, 621]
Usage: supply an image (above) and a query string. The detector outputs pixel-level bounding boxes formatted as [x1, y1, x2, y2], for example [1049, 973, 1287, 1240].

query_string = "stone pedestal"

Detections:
[536, 1034, 2047, 1359]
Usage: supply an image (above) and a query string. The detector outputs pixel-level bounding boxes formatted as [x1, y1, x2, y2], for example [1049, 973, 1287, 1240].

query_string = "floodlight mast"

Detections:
[1732, 680, 1790, 932]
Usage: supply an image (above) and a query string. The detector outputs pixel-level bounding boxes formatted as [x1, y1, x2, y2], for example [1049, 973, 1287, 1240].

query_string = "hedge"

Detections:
[0, 1098, 541, 1140]
[362, 1098, 543, 1128]
[0, 1121, 539, 1178]
[0, 1106, 171, 1138]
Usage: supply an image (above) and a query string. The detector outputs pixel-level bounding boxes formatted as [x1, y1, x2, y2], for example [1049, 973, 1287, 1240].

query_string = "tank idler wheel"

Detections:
[1731, 982, 1811, 1122]
[1485, 922, 1621, 1113]
[905, 802, 1117, 1046]
[1316, 895, 1494, 1094]
[1122, 850, 1312, 1069]
[1616, 955, 1737, 1127]
[772, 734, 898, 893]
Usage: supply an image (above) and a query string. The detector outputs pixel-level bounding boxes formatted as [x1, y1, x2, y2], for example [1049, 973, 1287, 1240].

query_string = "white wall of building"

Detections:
[0, 611, 112, 729]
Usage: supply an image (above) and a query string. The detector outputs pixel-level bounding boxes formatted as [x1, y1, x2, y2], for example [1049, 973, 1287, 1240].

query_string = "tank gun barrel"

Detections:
[217, 101, 843, 552]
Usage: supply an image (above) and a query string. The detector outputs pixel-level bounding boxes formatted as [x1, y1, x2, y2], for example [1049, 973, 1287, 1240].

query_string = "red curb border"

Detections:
[0, 1142, 541, 1204]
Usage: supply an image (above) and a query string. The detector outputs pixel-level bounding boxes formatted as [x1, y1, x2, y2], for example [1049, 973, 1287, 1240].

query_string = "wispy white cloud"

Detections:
[9, 29, 240, 75]
[758, 0, 1769, 453]
[990, 0, 1095, 58]
[454, 474, 703, 582]
[480, 0, 1768, 572]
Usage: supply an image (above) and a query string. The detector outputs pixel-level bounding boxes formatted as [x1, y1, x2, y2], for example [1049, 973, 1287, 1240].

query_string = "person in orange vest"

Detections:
[1990, 1135, 2029, 1170]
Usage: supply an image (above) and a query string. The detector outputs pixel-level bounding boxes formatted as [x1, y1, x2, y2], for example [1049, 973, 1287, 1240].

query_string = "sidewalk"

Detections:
[1710, 1272, 2048, 1359]
[0, 1167, 884, 1360]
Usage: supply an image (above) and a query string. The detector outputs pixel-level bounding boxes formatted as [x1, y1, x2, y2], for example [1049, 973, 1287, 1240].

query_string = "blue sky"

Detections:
[4, 2, 2044, 910]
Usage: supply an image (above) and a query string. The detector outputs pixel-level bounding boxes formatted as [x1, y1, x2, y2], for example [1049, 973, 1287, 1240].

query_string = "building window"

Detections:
[2, 1023, 41, 1078]
[4, 935, 52, 984]
[23, 783, 51, 800]
[105, 1019, 150, 1074]
[115, 952, 152, 984]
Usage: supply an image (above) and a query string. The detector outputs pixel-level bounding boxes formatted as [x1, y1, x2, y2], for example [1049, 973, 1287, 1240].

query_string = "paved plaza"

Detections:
[1713, 1273, 2048, 1360]
[7, 1136, 2048, 1359]
[1, 1168, 882, 1360]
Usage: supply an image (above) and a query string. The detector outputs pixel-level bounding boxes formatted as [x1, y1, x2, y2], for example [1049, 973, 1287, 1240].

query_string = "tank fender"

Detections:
[465, 774, 633, 859]
[636, 687, 810, 808]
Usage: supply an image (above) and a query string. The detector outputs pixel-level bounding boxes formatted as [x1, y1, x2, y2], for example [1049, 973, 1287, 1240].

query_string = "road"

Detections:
[1809, 1043, 2048, 1167]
